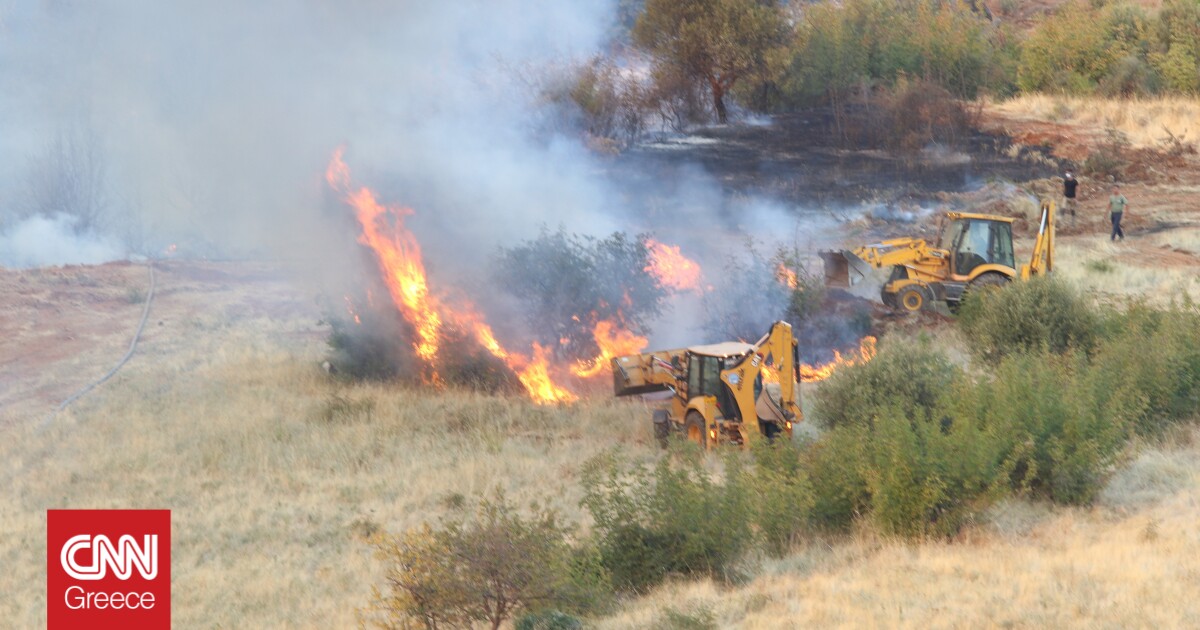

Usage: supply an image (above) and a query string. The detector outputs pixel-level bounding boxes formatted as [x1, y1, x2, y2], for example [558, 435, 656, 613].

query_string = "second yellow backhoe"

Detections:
[821, 200, 1056, 312]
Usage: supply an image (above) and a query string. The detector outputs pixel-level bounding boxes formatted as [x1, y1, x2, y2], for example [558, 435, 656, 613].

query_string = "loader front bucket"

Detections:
[819, 249, 871, 288]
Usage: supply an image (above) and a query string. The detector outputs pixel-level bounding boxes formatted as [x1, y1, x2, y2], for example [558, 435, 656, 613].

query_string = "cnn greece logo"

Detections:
[61, 533, 158, 580]
[47, 509, 171, 629]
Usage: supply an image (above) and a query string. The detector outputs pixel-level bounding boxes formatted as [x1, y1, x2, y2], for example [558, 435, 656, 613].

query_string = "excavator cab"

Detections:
[939, 214, 1015, 278]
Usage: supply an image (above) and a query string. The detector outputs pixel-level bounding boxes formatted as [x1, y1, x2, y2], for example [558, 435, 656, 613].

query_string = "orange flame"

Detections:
[571, 320, 649, 378]
[514, 343, 578, 404]
[776, 263, 799, 290]
[327, 148, 581, 404]
[327, 149, 442, 366]
[645, 239, 703, 293]
[799, 336, 877, 383]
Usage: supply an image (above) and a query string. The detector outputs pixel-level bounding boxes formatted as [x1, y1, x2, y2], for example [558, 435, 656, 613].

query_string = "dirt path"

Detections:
[0, 260, 325, 425]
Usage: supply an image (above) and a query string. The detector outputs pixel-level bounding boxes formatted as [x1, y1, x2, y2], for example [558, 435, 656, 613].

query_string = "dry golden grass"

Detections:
[0, 328, 658, 628]
[596, 430, 1200, 629]
[992, 94, 1200, 149]
[6, 260, 1200, 628]
[1053, 239, 1200, 304]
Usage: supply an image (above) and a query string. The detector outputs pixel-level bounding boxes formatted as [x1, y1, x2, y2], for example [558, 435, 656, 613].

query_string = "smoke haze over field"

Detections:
[0, 1, 850, 349]
[0, 1, 625, 265]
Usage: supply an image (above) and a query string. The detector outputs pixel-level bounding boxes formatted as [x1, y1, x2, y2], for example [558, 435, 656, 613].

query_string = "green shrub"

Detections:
[801, 423, 871, 531]
[1089, 302, 1200, 435]
[747, 440, 814, 554]
[958, 275, 1099, 362]
[951, 352, 1130, 504]
[368, 492, 579, 630]
[812, 337, 961, 430]
[806, 399, 1009, 537]
[493, 230, 667, 361]
[580, 451, 752, 593]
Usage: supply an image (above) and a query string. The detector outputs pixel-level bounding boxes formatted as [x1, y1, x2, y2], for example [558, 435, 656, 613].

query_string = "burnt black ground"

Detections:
[612, 110, 1058, 209]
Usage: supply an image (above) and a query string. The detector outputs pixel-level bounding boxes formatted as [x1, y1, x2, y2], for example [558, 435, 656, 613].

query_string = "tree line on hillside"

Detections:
[557, 0, 1200, 147]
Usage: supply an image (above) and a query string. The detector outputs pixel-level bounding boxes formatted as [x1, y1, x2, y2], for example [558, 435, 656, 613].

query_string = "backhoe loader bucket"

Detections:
[819, 249, 871, 288]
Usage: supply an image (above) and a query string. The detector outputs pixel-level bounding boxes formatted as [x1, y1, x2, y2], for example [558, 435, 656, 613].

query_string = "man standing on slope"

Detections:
[1063, 171, 1078, 228]
[1108, 185, 1128, 242]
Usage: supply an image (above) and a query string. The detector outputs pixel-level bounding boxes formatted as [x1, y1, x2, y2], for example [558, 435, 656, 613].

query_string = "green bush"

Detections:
[958, 276, 1099, 362]
[580, 450, 752, 593]
[951, 352, 1130, 504]
[747, 440, 814, 554]
[493, 230, 667, 361]
[812, 336, 961, 430]
[1089, 302, 1200, 435]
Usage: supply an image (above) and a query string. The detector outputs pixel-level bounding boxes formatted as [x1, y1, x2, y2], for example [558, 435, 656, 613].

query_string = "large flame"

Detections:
[799, 336, 877, 383]
[327, 148, 443, 367]
[571, 320, 649, 378]
[327, 149, 577, 404]
[645, 239, 703, 293]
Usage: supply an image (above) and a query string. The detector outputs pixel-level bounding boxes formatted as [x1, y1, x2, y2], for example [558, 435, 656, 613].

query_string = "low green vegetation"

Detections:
[369, 278, 1200, 625]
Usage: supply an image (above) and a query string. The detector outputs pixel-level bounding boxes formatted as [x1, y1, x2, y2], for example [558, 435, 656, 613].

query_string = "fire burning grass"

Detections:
[326, 150, 879, 402]
[325, 149, 685, 404]
[327, 149, 579, 404]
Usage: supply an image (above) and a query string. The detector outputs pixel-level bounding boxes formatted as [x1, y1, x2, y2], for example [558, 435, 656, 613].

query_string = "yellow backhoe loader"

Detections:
[611, 321, 800, 449]
[821, 200, 1055, 312]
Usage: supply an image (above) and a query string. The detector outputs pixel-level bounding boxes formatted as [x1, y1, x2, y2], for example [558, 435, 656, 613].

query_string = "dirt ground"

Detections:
[0, 260, 326, 424]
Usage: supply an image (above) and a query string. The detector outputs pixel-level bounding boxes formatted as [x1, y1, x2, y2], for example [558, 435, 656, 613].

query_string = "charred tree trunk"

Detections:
[709, 77, 728, 124]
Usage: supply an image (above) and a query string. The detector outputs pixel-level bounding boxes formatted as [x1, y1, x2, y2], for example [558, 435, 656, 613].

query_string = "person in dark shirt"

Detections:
[1063, 171, 1078, 227]
[1108, 185, 1128, 241]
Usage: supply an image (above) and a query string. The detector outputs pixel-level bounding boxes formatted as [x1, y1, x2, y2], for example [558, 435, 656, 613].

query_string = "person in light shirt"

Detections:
[1108, 185, 1128, 242]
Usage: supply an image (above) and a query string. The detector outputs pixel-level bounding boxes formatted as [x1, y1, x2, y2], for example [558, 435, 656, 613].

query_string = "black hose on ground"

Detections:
[39, 262, 157, 430]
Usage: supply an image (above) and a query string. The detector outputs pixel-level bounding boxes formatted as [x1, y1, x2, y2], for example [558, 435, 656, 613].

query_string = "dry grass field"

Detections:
[1, 312, 659, 627]
[990, 94, 1200, 153]
[3, 255, 1200, 628]
[6, 95, 1200, 628]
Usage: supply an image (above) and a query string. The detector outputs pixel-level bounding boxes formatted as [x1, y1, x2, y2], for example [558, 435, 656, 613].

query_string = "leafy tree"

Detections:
[632, 0, 790, 123]
[494, 230, 667, 361]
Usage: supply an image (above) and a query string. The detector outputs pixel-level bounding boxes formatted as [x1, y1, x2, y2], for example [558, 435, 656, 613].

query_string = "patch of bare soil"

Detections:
[0, 260, 325, 424]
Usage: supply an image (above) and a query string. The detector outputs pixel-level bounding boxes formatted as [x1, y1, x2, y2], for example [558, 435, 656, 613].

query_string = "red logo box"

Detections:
[47, 509, 171, 629]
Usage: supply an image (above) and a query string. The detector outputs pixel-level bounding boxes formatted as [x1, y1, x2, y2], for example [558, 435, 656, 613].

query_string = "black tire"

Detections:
[969, 272, 1010, 291]
[684, 411, 707, 449]
[652, 409, 670, 449]
[957, 272, 1010, 313]
[895, 286, 928, 313]
[881, 286, 896, 308]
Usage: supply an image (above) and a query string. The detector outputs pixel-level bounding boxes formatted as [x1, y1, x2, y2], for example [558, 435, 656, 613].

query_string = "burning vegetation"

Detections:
[326, 150, 700, 404]
[325, 152, 879, 402]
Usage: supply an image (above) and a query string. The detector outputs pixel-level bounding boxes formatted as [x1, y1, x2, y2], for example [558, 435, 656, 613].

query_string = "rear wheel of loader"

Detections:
[652, 410, 670, 449]
[963, 272, 1010, 306]
[684, 411, 707, 449]
[896, 286, 928, 313]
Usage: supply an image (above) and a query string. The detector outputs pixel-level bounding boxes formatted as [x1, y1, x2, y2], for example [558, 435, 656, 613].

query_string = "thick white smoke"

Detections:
[0, 214, 124, 268]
